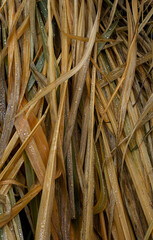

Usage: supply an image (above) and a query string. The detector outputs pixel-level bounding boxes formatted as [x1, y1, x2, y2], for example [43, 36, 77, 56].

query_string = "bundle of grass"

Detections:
[0, 0, 153, 239]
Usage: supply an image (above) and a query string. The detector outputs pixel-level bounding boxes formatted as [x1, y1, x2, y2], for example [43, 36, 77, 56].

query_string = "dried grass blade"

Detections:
[93, 145, 107, 214]
[72, 0, 78, 64]
[63, 11, 99, 158]
[16, 15, 99, 117]
[81, 40, 97, 239]
[21, 98, 49, 166]
[0, 184, 42, 228]
[15, 104, 50, 186]
[5, 224, 15, 239]
[0, 23, 6, 126]
[0, 107, 48, 186]
[8, 0, 26, 38]
[0, 35, 20, 159]
[105, 0, 119, 32]
[16, 15, 29, 39]
[101, 126, 132, 240]
[77, 96, 89, 191]
[35, 51, 69, 240]
[18, 3, 31, 106]
[0, 62, 6, 126]
[35, 8, 72, 238]
[97, 20, 118, 55]
[0, 132, 19, 171]
[0, 180, 27, 188]
[30, 0, 38, 58]
[138, 5, 153, 33]
[8, 0, 15, 94]
[96, 20, 137, 141]
[117, 0, 137, 139]
[36, 6, 48, 61]
[122, 93, 153, 163]
[99, 52, 152, 87]
[8, 188, 24, 239]
[0, 156, 24, 195]
[61, 0, 75, 220]
[0, 107, 48, 193]
[75, 0, 85, 67]
[48, 0, 57, 127]
[24, 154, 39, 232]
[27, 53, 45, 92]
[15, 114, 45, 186]
[0, 16, 30, 66]
[0, 0, 7, 14]
[144, 219, 153, 240]
[28, 112, 49, 167]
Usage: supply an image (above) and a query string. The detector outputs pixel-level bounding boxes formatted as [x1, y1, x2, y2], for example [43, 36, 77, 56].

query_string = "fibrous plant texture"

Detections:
[0, 0, 153, 239]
